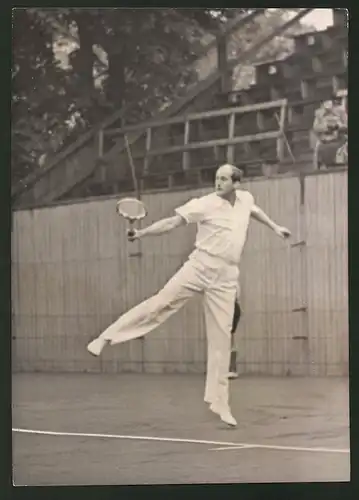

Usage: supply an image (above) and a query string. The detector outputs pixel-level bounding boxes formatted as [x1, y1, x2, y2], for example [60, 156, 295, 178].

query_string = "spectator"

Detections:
[312, 95, 347, 169]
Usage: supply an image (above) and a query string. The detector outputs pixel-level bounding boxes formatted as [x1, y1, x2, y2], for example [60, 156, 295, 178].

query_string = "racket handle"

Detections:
[128, 220, 135, 240]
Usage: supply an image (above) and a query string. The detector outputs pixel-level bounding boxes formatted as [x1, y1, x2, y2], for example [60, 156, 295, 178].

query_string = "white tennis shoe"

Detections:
[209, 403, 237, 427]
[87, 338, 109, 356]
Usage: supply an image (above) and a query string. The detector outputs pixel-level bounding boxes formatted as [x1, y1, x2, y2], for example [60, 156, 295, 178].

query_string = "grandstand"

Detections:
[12, 8, 347, 207]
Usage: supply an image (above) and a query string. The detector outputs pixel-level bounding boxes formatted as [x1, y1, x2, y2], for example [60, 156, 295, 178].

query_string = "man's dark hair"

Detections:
[231, 166, 244, 183]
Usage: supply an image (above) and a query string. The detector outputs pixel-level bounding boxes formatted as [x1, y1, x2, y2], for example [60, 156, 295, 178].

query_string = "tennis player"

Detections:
[87, 164, 291, 426]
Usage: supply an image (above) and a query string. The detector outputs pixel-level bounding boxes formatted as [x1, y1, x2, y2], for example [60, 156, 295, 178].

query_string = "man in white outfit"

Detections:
[87, 164, 291, 426]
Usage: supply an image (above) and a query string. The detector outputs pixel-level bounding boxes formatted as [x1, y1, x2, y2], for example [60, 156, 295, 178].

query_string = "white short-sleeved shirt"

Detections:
[175, 190, 255, 265]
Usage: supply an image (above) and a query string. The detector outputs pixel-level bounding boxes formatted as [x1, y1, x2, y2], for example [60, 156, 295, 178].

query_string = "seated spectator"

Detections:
[312, 95, 347, 169]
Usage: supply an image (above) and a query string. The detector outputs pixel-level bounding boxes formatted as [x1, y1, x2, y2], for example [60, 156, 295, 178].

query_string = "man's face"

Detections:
[215, 165, 235, 197]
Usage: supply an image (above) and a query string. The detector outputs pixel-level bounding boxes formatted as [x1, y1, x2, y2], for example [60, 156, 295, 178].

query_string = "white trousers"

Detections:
[99, 249, 239, 409]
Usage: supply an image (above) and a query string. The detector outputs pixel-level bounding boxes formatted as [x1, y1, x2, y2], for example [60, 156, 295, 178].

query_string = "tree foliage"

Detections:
[12, 8, 314, 185]
[12, 8, 235, 184]
[12, 9, 70, 182]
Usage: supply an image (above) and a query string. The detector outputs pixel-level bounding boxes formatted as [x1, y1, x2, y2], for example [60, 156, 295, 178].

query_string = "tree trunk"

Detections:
[106, 49, 126, 111]
[72, 13, 95, 95]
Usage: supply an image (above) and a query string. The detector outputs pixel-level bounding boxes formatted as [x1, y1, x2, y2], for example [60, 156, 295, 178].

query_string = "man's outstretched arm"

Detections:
[250, 205, 291, 239]
[129, 215, 185, 240]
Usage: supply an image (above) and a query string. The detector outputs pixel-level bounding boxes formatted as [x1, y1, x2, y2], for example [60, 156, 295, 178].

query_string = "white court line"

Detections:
[210, 444, 350, 453]
[12, 428, 251, 448]
[12, 428, 349, 455]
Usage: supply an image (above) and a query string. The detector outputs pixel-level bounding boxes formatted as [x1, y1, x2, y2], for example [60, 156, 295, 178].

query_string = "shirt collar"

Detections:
[215, 192, 241, 208]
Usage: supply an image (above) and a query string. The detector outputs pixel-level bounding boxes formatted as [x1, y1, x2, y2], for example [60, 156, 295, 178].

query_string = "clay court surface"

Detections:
[12, 373, 350, 485]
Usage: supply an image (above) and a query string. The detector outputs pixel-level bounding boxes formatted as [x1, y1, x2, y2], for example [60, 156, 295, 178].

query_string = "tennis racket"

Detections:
[116, 197, 147, 240]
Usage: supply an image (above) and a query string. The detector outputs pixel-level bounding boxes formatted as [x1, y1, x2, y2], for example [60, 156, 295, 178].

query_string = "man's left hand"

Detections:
[274, 225, 291, 239]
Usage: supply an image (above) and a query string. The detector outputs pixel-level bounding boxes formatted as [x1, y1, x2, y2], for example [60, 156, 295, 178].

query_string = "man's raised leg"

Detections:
[87, 258, 204, 356]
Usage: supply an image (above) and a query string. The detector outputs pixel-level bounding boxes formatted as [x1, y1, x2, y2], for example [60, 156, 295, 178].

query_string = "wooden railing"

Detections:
[97, 99, 288, 177]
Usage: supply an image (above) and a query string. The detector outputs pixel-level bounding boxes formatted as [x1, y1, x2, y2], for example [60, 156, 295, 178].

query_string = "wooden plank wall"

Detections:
[305, 171, 348, 376]
[238, 176, 302, 376]
[11, 171, 348, 376]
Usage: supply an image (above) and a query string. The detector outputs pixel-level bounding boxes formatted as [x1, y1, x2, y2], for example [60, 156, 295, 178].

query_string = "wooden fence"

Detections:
[11, 170, 348, 376]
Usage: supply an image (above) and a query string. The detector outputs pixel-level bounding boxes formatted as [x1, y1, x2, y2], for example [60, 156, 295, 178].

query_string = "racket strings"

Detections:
[116, 198, 146, 220]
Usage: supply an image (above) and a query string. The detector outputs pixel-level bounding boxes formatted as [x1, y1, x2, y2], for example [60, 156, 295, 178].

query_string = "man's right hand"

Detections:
[127, 229, 141, 242]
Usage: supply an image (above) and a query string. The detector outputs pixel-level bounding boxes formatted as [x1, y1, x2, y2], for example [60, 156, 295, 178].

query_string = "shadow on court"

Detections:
[12, 373, 350, 485]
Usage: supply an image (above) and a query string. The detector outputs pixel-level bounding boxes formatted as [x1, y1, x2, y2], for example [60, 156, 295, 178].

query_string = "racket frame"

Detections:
[116, 197, 147, 238]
